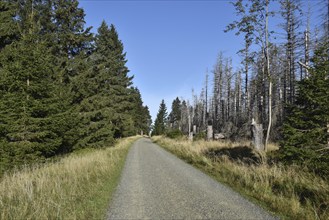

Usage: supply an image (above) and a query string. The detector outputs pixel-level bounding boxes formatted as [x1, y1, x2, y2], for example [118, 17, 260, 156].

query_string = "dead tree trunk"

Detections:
[265, 0, 272, 152]
[251, 118, 264, 151]
[207, 125, 213, 141]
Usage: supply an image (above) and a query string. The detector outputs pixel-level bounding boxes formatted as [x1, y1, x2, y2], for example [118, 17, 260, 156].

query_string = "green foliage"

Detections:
[0, 0, 18, 51]
[194, 131, 206, 141]
[166, 129, 184, 139]
[153, 100, 168, 136]
[280, 44, 329, 177]
[0, 32, 64, 170]
[129, 87, 152, 135]
[168, 97, 181, 129]
[0, 3, 151, 175]
[73, 21, 151, 148]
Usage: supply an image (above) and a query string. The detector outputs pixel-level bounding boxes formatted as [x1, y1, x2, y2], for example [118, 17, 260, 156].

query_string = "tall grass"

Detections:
[0, 136, 138, 220]
[152, 136, 329, 220]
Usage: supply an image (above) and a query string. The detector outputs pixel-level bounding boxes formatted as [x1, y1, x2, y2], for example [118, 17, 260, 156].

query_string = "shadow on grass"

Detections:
[204, 146, 263, 165]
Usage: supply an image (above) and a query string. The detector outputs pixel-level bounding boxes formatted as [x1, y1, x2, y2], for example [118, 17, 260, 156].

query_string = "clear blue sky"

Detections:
[79, 0, 322, 121]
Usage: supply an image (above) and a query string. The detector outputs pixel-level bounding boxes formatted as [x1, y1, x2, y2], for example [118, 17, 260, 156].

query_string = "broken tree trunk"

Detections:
[193, 125, 197, 135]
[207, 125, 213, 141]
[189, 132, 193, 141]
[251, 118, 264, 151]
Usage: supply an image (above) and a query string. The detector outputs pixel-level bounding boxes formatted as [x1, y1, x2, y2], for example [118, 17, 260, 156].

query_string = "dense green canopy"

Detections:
[0, 0, 151, 175]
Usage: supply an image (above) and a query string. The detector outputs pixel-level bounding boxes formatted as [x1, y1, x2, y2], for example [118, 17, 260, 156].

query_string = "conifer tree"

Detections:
[129, 87, 152, 135]
[0, 0, 18, 51]
[169, 97, 182, 130]
[280, 44, 329, 176]
[0, 1, 151, 175]
[50, 0, 93, 148]
[153, 100, 168, 135]
[73, 21, 115, 148]
[74, 21, 136, 147]
[105, 23, 135, 138]
[0, 17, 64, 168]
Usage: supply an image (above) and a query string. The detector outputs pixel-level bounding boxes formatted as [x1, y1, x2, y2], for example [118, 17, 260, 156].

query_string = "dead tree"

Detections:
[207, 125, 213, 141]
[251, 118, 264, 151]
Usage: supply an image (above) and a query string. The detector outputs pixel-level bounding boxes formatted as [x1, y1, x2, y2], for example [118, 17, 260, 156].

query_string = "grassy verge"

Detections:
[152, 136, 329, 220]
[0, 136, 139, 219]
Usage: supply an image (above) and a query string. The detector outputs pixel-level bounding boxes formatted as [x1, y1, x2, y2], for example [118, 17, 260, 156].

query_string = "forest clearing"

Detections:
[0, 0, 328, 219]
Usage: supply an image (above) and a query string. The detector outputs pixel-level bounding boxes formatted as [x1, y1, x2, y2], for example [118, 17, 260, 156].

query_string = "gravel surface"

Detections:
[107, 138, 278, 219]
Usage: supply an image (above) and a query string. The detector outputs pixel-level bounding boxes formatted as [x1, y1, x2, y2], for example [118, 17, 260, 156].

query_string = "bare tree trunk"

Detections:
[244, 43, 249, 115]
[187, 101, 193, 141]
[290, 12, 296, 102]
[265, 0, 272, 152]
[251, 118, 264, 151]
[304, 3, 311, 78]
[219, 57, 223, 127]
[207, 125, 213, 141]
[205, 71, 208, 129]
[235, 70, 242, 125]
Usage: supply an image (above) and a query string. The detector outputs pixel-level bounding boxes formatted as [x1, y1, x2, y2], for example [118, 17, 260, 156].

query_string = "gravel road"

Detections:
[107, 138, 278, 219]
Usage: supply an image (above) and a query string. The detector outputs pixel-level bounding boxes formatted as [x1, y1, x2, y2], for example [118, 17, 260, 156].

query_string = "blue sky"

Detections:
[79, 0, 321, 121]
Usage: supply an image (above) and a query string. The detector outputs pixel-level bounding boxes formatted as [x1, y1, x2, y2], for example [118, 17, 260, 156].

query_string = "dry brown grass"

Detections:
[153, 136, 329, 220]
[0, 136, 139, 220]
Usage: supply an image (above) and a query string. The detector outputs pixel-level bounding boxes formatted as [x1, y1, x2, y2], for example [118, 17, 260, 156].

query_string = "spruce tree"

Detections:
[0, 0, 18, 51]
[50, 0, 93, 148]
[0, 24, 64, 169]
[280, 44, 329, 176]
[169, 97, 182, 129]
[104, 23, 135, 138]
[74, 21, 115, 148]
[153, 100, 168, 135]
[129, 87, 152, 135]
[74, 21, 135, 147]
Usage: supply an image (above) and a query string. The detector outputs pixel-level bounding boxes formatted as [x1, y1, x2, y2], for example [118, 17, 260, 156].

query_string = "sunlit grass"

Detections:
[152, 136, 329, 220]
[0, 136, 139, 219]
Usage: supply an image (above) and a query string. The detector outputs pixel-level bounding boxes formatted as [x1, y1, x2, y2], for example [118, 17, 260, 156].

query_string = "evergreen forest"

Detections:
[0, 0, 151, 175]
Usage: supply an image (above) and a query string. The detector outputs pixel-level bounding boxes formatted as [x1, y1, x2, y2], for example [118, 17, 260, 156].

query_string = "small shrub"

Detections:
[194, 131, 206, 141]
[166, 129, 184, 139]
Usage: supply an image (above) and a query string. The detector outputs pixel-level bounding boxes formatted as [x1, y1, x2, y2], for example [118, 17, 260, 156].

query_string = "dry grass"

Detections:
[152, 136, 279, 154]
[152, 136, 329, 220]
[0, 136, 139, 220]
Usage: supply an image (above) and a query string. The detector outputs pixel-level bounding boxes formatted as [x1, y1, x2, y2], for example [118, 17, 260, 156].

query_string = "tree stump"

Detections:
[189, 132, 193, 141]
[207, 125, 213, 141]
[193, 125, 197, 135]
[251, 118, 264, 151]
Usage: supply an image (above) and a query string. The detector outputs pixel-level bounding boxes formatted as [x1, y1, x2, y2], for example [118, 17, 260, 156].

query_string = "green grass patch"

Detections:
[0, 136, 139, 219]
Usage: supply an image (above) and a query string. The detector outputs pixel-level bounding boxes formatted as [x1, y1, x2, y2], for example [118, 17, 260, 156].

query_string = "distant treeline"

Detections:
[0, 0, 151, 175]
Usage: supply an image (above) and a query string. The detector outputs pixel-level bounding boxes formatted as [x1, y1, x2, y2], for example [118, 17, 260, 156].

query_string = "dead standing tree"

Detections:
[227, 0, 274, 151]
